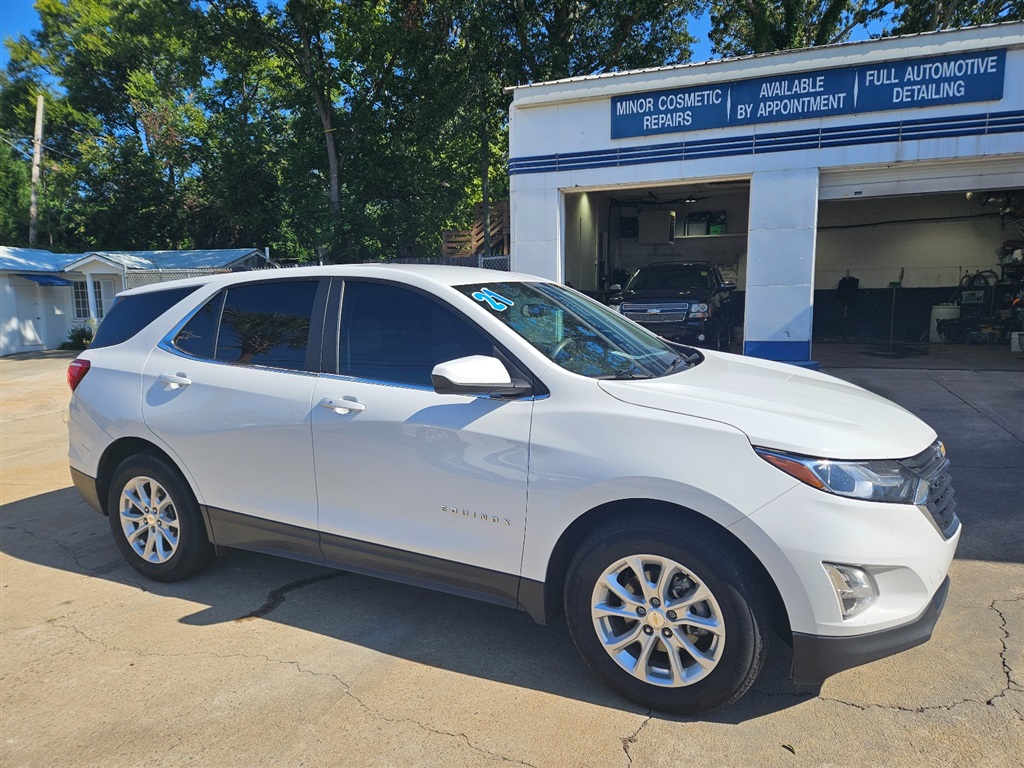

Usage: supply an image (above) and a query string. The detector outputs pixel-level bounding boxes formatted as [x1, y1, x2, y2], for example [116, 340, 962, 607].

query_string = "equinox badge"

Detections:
[442, 505, 511, 526]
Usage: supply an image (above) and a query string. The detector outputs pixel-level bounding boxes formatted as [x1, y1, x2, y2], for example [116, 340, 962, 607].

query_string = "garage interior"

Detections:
[563, 179, 1024, 362]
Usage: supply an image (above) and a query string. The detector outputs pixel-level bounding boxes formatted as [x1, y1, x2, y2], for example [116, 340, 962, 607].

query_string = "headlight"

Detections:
[754, 448, 929, 504]
[689, 303, 709, 319]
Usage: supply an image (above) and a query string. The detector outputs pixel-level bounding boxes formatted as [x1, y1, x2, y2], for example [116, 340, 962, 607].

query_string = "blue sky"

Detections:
[0, 0, 38, 69]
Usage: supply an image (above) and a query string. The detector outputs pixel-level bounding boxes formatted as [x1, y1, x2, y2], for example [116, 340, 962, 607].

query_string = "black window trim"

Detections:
[324, 276, 545, 397]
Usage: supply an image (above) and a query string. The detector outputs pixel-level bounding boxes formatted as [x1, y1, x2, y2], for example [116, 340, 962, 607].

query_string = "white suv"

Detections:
[68, 265, 959, 714]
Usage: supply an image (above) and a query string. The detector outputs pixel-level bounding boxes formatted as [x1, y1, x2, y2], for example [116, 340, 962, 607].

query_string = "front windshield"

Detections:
[455, 281, 699, 379]
[626, 264, 714, 292]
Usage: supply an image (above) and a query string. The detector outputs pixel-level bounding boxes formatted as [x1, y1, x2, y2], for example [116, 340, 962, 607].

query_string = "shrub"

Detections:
[60, 324, 94, 350]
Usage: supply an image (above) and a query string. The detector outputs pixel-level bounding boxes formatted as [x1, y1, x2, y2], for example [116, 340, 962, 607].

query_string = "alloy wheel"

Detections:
[119, 475, 180, 564]
[591, 554, 725, 687]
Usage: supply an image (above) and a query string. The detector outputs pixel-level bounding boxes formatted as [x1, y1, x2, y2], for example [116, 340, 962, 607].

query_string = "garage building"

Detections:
[507, 23, 1024, 365]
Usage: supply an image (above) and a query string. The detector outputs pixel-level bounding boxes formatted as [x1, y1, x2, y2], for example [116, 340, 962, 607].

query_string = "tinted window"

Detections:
[340, 282, 492, 386]
[91, 286, 200, 349]
[173, 281, 318, 370]
[217, 281, 318, 369]
[626, 264, 715, 292]
[174, 293, 222, 360]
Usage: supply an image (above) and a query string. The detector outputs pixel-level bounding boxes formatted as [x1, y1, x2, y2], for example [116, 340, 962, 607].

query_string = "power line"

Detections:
[41, 142, 77, 159]
[0, 136, 33, 159]
[1, 132, 79, 160]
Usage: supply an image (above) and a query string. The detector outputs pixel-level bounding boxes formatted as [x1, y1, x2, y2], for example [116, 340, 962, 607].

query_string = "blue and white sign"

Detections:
[611, 50, 1006, 139]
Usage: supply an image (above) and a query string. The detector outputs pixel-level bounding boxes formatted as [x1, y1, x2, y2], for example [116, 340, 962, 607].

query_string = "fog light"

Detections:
[823, 563, 877, 619]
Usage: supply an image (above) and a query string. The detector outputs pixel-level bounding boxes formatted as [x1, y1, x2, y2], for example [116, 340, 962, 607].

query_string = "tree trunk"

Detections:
[480, 119, 491, 258]
[312, 85, 341, 215]
[293, 4, 341, 216]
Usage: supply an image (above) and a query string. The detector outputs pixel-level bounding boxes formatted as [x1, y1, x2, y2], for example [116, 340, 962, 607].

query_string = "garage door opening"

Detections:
[563, 179, 750, 349]
[814, 189, 1024, 356]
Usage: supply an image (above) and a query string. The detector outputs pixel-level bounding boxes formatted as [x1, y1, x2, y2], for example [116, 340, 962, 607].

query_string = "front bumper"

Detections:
[732, 480, 959, 638]
[636, 320, 711, 345]
[791, 576, 950, 685]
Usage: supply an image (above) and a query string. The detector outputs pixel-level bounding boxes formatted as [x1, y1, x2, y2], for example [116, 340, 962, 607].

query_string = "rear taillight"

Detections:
[67, 358, 91, 391]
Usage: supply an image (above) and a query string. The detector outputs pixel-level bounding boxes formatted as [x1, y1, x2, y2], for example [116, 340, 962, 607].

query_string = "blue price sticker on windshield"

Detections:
[472, 288, 514, 312]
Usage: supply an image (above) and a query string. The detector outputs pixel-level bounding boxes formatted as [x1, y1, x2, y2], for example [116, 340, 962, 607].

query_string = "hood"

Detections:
[598, 352, 936, 460]
[613, 288, 714, 303]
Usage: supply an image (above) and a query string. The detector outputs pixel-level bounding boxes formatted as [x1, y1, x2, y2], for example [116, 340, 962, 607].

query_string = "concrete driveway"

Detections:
[1, 352, 1021, 767]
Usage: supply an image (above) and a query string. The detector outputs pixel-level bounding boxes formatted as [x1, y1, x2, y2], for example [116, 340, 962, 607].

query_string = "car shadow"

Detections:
[2, 486, 818, 722]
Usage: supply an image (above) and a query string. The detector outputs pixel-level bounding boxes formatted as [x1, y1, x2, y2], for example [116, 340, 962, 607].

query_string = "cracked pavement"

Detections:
[2, 353, 1022, 767]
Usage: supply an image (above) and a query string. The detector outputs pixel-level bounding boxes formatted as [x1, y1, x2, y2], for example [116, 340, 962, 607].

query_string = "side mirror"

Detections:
[719, 282, 737, 292]
[431, 356, 531, 398]
[608, 283, 622, 293]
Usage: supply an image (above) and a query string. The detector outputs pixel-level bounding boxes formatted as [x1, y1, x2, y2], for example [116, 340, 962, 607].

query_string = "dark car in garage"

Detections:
[608, 261, 736, 351]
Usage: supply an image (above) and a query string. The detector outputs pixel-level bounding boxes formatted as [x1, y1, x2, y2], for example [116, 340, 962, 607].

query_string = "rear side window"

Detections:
[90, 286, 200, 349]
[174, 294, 222, 360]
[174, 280, 320, 371]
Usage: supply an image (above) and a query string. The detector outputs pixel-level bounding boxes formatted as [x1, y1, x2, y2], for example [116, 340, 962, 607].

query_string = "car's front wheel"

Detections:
[564, 513, 770, 714]
[106, 454, 215, 582]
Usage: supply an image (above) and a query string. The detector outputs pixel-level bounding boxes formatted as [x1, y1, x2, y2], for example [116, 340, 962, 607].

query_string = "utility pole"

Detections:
[29, 94, 44, 246]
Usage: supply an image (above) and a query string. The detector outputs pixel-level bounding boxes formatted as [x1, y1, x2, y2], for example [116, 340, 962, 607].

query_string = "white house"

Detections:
[507, 23, 1024, 365]
[1, 247, 274, 356]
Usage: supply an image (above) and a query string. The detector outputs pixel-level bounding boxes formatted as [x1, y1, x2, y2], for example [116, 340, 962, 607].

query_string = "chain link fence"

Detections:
[125, 268, 230, 290]
[478, 254, 511, 271]
[361, 255, 511, 271]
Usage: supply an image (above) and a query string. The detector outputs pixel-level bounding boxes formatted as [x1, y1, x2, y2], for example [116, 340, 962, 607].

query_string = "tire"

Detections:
[106, 454, 215, 582]
[563, 513, 770, 715]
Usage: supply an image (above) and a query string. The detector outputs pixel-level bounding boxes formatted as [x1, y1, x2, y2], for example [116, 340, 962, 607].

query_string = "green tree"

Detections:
[0, 137, 31, 245]
[504, 0, 698, 82]
[209, 1, 364, 218]
[195, 6, 303, 255]
[2, 0, 212, 250]
[2, 0, 704, 261]
[885, 0, 1024, 34]
[705, 0, 889, 57]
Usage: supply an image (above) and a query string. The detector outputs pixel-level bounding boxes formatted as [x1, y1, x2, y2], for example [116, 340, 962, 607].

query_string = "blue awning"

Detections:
[16, 273, 73, 286]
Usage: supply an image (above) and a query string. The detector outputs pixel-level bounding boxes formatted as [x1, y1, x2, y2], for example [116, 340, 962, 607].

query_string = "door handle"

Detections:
[319, 397, 366, 415]
[159, 373, 192, 389]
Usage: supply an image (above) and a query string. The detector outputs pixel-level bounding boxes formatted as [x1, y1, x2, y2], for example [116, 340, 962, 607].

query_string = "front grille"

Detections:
[621, 302, 689, 323]
[902, 441, 959, 539]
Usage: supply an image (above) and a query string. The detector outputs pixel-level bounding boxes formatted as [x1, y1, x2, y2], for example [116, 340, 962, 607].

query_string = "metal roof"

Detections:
[2, 246, 267, 273]
[0, 246, 85, 273]
[87, 248, 265, 270]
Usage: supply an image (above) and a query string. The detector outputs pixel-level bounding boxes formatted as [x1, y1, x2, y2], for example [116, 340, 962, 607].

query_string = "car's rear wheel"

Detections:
[564, 513, 770, 714]
[107, 454, 214, 582]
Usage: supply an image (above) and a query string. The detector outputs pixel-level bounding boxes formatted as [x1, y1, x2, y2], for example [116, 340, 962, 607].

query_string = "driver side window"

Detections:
[339, 281, 494, 387]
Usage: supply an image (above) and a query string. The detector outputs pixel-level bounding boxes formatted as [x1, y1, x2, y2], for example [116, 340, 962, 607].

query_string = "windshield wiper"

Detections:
[662, 353, 699, 376]
[598, 368, 652, 380]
